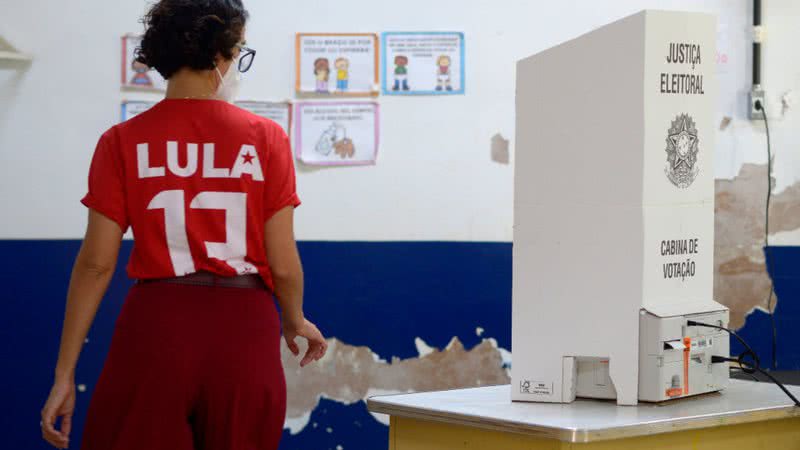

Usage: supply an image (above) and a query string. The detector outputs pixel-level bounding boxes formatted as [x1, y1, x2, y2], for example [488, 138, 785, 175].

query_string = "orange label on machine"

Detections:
[683, 337, 691, 395]
[666, 387, 683, 397]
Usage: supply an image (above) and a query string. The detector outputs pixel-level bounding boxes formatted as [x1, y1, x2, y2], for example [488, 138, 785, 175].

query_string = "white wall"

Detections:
[1, 0, 797, 241]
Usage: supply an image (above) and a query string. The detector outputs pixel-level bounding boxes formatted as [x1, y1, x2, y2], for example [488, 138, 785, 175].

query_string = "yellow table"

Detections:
[367, 380, 800, 449]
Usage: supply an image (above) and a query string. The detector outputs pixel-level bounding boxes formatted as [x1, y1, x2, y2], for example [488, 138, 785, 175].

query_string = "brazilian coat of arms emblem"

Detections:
[665, 114, 699, 189]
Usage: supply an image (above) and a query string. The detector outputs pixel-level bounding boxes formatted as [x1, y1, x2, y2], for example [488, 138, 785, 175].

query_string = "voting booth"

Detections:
[512, 10, 728, 405]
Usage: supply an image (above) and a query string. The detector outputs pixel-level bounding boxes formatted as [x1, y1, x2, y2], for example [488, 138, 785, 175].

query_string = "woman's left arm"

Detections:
[41, 209, 123, 449]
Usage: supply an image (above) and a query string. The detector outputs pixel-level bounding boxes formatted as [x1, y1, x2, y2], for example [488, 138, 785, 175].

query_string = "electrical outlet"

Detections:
[749, 88, 765, 120]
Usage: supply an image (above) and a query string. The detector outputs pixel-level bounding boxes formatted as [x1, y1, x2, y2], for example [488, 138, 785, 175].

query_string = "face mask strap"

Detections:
[214, 64, 226, 88]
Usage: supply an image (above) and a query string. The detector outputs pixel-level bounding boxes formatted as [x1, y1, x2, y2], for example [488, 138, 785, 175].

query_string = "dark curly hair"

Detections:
[135, 0, 249, 79]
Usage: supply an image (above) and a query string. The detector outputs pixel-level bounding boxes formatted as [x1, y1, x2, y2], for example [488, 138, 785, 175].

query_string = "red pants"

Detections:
[80, 282, 286, 450]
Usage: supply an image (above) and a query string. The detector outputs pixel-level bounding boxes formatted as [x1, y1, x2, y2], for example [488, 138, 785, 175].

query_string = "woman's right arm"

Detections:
[264, 206, 327, 367]
[41, 209, 123, 449]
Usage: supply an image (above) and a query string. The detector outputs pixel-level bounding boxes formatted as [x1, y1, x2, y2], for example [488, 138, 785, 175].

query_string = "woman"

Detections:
[40, 1, 327, 449]
[313, 57, 330, 93]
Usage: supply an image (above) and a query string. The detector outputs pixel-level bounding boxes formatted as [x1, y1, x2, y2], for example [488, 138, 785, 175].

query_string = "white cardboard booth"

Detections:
[512, 10, 728, 406]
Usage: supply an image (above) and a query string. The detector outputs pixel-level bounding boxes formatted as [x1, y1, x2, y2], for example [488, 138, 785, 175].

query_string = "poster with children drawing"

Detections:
[296, 33, 379, 97]
[121, 101, 156, 122]
[235, 101, 292, 136]
[295, 102, 379, 166]
[381, 32, 465, 95]
[121, 34, 167, 91]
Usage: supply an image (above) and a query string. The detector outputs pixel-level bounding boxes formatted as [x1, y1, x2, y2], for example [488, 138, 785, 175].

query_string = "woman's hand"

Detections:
[283, 317, 328, 367]
[41, 209, 122, 448]
[41, 378, 75, 449]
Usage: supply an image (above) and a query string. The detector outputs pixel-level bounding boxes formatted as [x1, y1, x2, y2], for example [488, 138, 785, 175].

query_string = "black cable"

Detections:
[755, 99, 778, 369]
[687, 320, 760, 369]
[766, 288, 776, 369]
[689, 320, 799, 406]
[711, 356, 799, 406]
[753, 366, 800, 406]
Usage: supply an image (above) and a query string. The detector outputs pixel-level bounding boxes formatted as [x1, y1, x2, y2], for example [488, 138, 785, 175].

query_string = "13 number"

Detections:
[147, 190, 257, 276]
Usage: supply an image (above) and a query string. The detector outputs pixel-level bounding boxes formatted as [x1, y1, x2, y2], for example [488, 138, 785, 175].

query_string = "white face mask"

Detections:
[215, 62, 241, 103]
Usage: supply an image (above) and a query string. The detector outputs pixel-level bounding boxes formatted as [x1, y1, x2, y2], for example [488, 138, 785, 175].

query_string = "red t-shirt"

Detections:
[81, 98, 300, 290]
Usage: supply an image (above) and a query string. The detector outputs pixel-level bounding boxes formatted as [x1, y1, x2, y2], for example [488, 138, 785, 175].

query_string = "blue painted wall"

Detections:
[1, 241, 796, 449]
[733, 246, 800, 370]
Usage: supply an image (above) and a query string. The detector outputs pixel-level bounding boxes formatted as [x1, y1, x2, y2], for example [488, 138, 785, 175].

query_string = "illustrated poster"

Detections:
[121, 34, 167, 91]
[120, 100, 156, 122]
[235, 100, 292, 136]
[295, 102, 379, 166]
[295, 33, 379, 97]
[381, 32, 465, 95]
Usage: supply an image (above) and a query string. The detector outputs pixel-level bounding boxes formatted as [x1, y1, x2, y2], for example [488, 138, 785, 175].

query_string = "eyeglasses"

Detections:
[236, 44, 256, 73]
